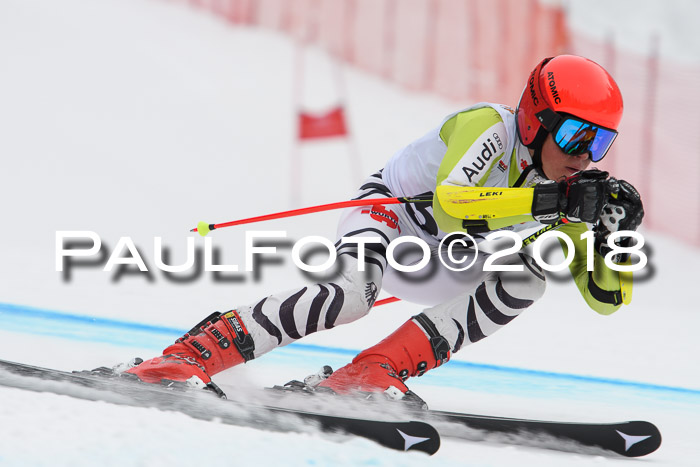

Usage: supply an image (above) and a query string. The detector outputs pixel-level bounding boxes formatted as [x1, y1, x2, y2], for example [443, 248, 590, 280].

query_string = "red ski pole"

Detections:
[190, 195, 568, 310]
[191, 195, 432, 236]
[372, 296, 401, 307]
[190, 199, 426, 308]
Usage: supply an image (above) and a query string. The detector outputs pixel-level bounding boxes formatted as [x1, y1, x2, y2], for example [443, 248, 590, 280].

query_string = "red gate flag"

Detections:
[298, 106, 348, 140]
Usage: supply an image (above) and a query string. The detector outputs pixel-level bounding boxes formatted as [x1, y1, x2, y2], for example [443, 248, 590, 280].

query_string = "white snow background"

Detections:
[0, 0, 698, 466]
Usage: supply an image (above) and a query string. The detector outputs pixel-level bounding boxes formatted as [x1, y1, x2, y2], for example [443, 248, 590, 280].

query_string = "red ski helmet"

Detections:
[516, 55, 623, 162]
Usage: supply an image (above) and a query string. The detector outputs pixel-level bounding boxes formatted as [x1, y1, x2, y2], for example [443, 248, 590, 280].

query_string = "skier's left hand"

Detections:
[594, 178, 644, 257]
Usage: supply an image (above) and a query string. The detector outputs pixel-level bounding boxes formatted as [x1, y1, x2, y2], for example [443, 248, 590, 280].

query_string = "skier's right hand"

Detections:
[558, 169, 611, 223]
[532, 169, 611, 224]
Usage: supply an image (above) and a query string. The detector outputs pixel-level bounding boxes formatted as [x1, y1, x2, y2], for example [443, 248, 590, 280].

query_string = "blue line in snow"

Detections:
[2, 301, 699, 397]
[0, 302, 185, 335]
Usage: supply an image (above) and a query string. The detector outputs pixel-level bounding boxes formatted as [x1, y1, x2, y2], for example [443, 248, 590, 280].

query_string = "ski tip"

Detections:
[396, 421, 441, 455]
[614, 421, 662, 457]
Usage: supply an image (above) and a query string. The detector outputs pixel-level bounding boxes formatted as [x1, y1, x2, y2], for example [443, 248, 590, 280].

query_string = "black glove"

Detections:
[532, 169, 611, 224]
[594, 179, 644, 258]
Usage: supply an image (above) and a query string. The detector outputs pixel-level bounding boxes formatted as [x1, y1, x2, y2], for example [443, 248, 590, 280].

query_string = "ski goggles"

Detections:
[536, 108, 618, 162]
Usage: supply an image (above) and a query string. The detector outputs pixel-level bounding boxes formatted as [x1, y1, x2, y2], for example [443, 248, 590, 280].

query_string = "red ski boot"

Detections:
[318, 315, 450, 405]
[125, 310, 254, 389]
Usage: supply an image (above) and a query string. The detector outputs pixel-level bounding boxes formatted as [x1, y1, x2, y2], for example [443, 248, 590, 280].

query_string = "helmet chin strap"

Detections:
[528, 127, 548, 169]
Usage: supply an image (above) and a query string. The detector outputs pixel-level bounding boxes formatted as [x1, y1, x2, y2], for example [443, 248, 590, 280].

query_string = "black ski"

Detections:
[423, 408, 661, 457]
[0, 359, 440, 455]
[269, 380, 662, 458]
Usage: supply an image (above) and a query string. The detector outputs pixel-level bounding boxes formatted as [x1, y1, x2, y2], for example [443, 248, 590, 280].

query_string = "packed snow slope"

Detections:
[0, 0, 698, 466]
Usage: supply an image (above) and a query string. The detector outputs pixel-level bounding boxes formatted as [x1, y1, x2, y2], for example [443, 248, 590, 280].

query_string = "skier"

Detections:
[124, 55, 644, 402]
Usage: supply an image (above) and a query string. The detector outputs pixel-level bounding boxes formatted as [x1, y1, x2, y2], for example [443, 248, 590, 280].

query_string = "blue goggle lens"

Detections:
[554, 118, 617, 162]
